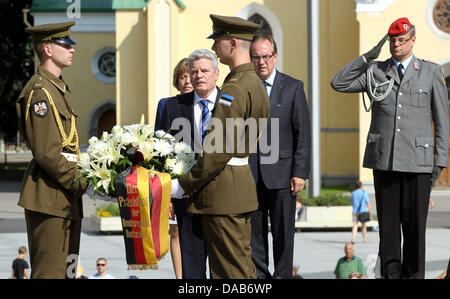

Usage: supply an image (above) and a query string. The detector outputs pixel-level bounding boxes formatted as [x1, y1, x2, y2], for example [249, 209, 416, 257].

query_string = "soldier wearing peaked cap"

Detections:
[171, 14, 270, 278]
[16, 21, 87, 279]
[331, 17, 449, 279]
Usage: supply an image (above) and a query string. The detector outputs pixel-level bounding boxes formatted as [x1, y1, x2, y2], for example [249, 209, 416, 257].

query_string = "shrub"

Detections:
[301, 193, 351, 207]
[96, 203, 120, 217]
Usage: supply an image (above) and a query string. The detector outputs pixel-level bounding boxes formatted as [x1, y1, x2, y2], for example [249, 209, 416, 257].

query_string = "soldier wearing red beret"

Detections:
[331, 17, 449, 279]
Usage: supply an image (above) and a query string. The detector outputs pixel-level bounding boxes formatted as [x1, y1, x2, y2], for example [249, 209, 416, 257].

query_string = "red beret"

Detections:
[388, 17, 413, 37]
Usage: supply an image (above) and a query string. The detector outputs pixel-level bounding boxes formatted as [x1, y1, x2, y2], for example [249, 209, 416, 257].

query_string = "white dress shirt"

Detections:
[171, 87, 218, 199]
[392, 55, 413, 75]
[263, 69, 277, 97]
[193, 88, 218, 140]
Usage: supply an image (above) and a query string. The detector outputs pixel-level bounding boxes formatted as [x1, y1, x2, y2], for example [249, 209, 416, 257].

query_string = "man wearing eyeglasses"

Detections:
[250, 31, 311, 279]
[331, 17, 448, 279]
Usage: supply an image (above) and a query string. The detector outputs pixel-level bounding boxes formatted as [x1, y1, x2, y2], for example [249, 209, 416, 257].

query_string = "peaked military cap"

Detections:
[26, 21, 76, 45]
[207, 14, 261, 41]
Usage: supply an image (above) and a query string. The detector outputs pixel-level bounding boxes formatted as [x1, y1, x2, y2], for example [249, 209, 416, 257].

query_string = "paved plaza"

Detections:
[0, 179, 449, 279]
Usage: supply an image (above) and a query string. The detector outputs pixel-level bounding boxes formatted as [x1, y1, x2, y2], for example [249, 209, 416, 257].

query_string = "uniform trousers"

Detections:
[201, 213, 256, 279]
[25, 209, 81, 279]
[373, 170, 431, 279]
[250, 179, 296, 279]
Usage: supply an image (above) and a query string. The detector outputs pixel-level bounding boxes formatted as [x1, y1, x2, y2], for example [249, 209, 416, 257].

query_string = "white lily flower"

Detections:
[90, 161, 112, 193]
[78, 153, 91, 170]
[88, 136, 99, 145]
[138, 141, 155, 161]
[155, 130, 175, 141]
[111, 125, 123, 135]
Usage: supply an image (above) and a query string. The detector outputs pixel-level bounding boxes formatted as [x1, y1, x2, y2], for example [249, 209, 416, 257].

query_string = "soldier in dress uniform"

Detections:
[171, 14, 270, 278]
[16, 21, 87, 279]
[331, 17, 449, 279]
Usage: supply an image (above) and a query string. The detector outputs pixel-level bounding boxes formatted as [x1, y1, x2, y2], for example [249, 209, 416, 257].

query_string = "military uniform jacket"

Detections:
[331, 55, 449, 173]
[16, 67, 87, 219]
[179, 63, 270, 215]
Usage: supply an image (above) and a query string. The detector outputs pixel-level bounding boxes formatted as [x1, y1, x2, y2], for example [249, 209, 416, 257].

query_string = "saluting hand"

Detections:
[363, 33, 389, 61]
[291, 177, 306, 196]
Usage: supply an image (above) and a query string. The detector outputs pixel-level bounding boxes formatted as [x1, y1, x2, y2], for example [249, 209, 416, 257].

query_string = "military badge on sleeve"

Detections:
[32, 100, 49, 118]
[218, 93, 234, 107]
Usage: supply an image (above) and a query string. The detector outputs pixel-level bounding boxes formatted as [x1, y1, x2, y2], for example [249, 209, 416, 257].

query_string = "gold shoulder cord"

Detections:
[24, 88, 80, 161]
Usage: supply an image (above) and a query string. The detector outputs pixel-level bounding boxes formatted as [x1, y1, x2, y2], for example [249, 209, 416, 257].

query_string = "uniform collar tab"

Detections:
[37, 67, 68, 93]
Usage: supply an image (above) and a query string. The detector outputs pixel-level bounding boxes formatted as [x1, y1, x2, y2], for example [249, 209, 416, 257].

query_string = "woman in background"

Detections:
[154, 58, 193, 279]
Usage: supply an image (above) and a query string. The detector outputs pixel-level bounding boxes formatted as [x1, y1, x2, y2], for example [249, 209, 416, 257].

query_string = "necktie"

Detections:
[200, 99, 210, 144]
[397, 63, 404, 81]
[262, 80, 270, 95]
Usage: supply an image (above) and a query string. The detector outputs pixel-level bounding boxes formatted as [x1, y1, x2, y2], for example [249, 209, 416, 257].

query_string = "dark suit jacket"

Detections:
[161, 92, 196, 146]
[154, 97, 172, 131]
[250, 70, 311, 190]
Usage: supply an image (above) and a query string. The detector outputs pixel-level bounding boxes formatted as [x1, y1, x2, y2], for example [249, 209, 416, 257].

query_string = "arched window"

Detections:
[248, 13, 273, 34]
[87, 100, 116, 138]
[97, 109, 116, 137]
[237, 3, 283, 71]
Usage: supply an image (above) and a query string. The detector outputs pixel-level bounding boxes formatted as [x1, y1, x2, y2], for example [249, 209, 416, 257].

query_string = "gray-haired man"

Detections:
[161, 48, 219, 278]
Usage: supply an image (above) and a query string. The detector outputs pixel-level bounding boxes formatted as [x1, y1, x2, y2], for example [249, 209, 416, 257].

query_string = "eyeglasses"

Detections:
[97, 263, 105, 267]
[389, 35, 413, 45]
[251, 54, 274, 63]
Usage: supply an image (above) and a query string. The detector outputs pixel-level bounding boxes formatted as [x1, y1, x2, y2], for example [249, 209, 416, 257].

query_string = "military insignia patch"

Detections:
[218, 93, 234, 107]
[33, 100, 49, 118]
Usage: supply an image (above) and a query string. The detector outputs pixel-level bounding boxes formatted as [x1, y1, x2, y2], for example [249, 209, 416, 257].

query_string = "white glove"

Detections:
[171, 179, 187, 199]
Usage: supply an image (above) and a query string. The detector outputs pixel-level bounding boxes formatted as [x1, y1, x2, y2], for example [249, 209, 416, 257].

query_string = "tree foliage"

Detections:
[0, 0, 34, 141]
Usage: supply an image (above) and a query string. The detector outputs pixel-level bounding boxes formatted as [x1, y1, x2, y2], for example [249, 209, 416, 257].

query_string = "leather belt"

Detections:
[61, 152, 78, 162]
[227, 157, 249, 166]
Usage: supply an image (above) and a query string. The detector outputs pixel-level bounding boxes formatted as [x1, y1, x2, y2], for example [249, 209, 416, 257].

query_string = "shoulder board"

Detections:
[421, 59, 438, 65]
[32, 76, 44, 89]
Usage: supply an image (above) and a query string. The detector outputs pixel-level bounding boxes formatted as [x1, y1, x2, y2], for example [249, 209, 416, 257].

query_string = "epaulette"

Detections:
[421, 59, 438, 65]
[32, 76, 44, 89]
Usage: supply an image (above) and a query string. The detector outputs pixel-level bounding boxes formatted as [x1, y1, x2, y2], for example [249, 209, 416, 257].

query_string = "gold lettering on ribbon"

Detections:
[122, 219, 150, 228]
[118, 196, 141, 208]
[125, 229, 151, 239]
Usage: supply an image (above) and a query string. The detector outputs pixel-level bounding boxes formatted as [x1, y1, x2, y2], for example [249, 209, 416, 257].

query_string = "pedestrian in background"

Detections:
[334, 243, 367, 279]
[89, 258, 115, 279]
[350, 181, 372, 244]
[11, 246, 29, 279]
